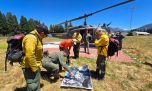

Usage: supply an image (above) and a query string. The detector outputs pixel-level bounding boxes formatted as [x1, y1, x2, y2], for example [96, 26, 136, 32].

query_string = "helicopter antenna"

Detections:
[58, 0, 135, 25]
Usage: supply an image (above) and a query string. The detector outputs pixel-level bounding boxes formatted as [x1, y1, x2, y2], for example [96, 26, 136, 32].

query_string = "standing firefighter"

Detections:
[21, 25, 48, 91]
[72, 31, 82, 59]
[42, 50, 74, 80]
[115, 31, 125, 50]
[95, 28, 109, 80]
[83, 30, 92, 54]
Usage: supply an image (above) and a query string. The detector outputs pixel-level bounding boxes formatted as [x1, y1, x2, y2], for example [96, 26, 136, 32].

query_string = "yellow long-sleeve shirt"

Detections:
[94, 33, 109, 57]
[21, 30, 43, 72]
[72, 32, 82, 43]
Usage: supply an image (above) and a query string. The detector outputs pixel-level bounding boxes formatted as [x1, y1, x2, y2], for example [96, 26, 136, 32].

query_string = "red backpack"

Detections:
[5, 33, 38, 71]
[108, 38, 119, 57]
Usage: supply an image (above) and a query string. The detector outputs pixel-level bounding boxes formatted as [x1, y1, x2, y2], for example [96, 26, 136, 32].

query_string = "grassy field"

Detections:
[0, 36, 152, 91]
[123, 36, 152, 64]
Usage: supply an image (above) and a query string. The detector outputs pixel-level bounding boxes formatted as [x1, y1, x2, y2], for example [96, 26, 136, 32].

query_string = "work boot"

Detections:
[46, 72, 52, 77]
[96, 68, 99, 75]
[53, 70, 59, 80]
[98, 70, 105, 80]
[59, 64, 62, 72]
[66, 60, 70, 66]
[84, 48, 86, 53]
[75, 55, 79, 59]
[43, 50, 49, 57]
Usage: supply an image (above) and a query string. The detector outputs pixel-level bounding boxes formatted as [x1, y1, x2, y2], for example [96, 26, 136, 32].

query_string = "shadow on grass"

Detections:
[14, 87, 26, 91]
[90, 70, 98, 79]
[14, 84, 44, 91]
[61, 86, 92, 91]
[143, 62, 152, 68]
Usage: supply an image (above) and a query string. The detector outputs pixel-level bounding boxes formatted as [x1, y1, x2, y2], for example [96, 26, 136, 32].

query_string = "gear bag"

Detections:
[5, 33, 38, 71]
[108, 38, 119, 57]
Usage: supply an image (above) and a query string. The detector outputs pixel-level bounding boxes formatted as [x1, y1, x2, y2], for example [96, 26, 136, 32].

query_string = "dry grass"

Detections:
[0, 37, 7, 49]
[123, 36, 152, 63]
[0, 36, 152, 91]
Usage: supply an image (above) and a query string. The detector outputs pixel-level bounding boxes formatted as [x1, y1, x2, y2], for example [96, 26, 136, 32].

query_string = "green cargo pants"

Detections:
[96, 55, 106, 79]
[42, 59, 59, 78]
[59, 47, 70, 66]
[84, 40, 90, 54]
[22, 68, 40, 91]
[42, 60, 59, 72]
[73, 43, 80, 59]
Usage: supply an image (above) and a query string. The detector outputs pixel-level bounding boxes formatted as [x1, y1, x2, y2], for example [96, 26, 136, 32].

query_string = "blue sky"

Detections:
[0, 0, 151, 29]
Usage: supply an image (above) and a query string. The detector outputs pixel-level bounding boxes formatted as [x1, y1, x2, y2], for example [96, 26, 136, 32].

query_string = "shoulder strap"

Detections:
[29, 33, 40, 53]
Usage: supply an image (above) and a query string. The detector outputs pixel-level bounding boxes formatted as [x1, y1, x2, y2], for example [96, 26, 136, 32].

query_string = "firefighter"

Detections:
[72, 31, 82, 59]
[59, 39, 76, 65]
[95, 28, 109, 80]
[115, 32, 125, 50]
[83, 30, 92, 54]
[42, 50, 74, 80]
[21, 25, 48, 91]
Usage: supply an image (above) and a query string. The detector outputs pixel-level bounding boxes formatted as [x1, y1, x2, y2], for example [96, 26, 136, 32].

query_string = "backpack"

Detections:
[5, 33, 38, 71]
[108, 38, 119, 57]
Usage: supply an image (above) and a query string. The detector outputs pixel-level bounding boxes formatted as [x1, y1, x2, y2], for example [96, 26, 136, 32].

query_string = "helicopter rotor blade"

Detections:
[58, 0, 135, 25]
[107, 22, 112, 26]
[58, 14, 90, 25]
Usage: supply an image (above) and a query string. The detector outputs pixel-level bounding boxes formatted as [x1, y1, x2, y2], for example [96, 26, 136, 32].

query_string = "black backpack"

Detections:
[108, 38, 119, 57]
[5, 33, 38, 71]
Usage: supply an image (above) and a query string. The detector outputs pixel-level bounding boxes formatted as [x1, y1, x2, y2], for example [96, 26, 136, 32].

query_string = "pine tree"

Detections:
[28, 18, 36, 32]
[2, 14, 8, 36]
[49, 24, 54, 33]
[0, 11, 3, 35]
[6, 12, 15, 34]
[0, 11, 8, 36]
[20, 16, 29, 33]
[51, 25, 64, 33]
[58, 25, 65, 33]
[0, 11, 50, 35]
[12, 15, 19, 31]
[34, 20, 41, 26]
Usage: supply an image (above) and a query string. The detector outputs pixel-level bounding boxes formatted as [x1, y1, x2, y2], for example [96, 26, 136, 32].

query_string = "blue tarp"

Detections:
[61, 65, 93, 89]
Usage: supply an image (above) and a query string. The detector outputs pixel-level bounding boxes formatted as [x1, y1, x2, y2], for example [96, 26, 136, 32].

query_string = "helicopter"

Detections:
[57, 0, 135, 41]
[66, 22, 112, 43]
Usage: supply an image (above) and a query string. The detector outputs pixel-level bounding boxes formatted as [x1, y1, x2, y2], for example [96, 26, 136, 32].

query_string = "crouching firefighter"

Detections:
[42, 50, 74, 80]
